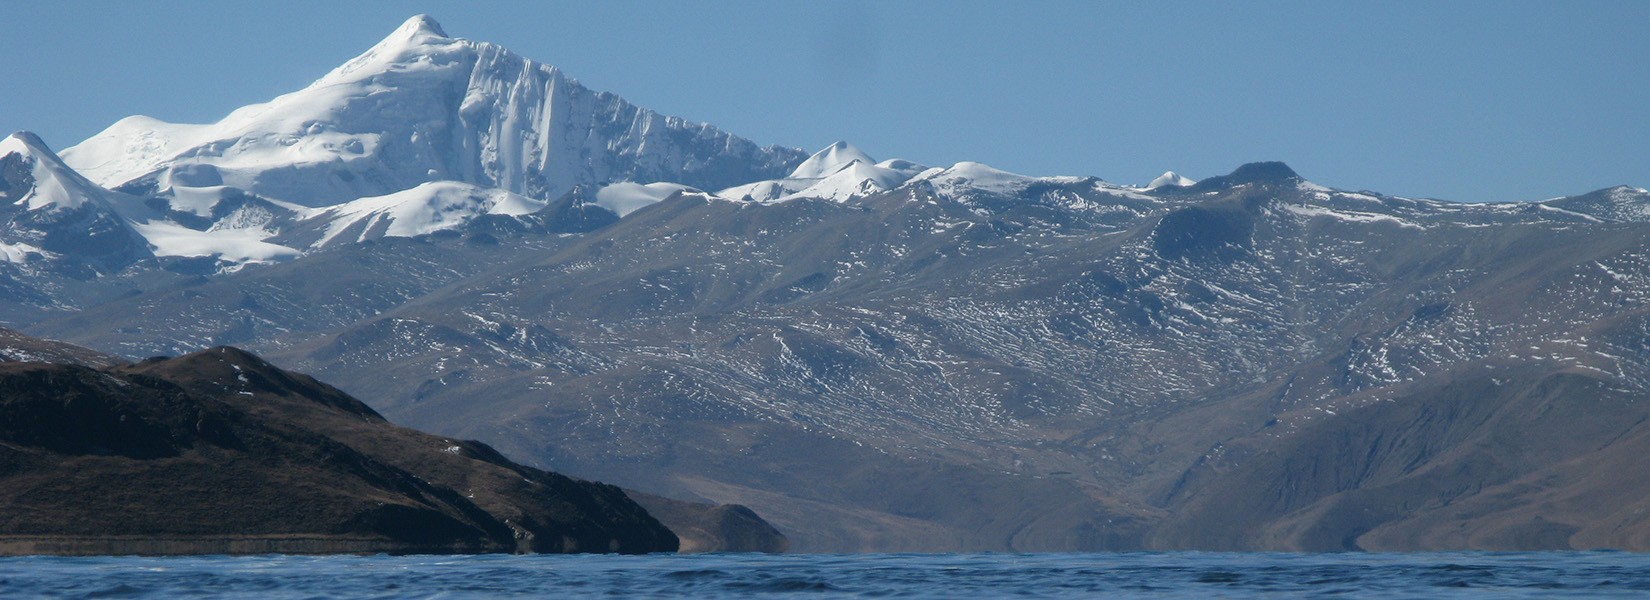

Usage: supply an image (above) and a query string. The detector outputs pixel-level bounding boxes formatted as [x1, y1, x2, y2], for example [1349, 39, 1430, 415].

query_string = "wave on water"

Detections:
[3, 551, 1649, 598]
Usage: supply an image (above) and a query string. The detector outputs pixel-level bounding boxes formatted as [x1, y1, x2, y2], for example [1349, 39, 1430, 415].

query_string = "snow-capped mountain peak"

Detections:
[396, 14, 449, 40]
[711, 141, 935, 203]
[1144, 171, 1196, 190]
[1, 131, 47, 156]
[1, 132, 109, 211]
[789, 141, 877, 179]
[909, 161, 1035, 196]
[0, 133, 153, 270]
[319, 14, 457, 87]
[61, 15, 804, 210]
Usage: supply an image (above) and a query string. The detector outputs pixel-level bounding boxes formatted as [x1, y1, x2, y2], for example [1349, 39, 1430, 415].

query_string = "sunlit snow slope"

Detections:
[61, 16, 805, 209]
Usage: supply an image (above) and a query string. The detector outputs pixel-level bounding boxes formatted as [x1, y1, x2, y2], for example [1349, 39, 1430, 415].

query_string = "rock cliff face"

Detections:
[0, 342, 679, 556]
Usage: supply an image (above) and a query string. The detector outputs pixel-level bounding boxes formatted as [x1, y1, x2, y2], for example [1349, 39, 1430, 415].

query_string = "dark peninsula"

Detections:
[0, 332, 748, 555]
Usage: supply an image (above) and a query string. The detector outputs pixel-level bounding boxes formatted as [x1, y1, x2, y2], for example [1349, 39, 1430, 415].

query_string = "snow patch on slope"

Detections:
[1536, 203, 1606, 223]
[1280, 203, 1425, 230]
[310, 181, 546, 247]
[0, 241, 51, 264]
[594, 182, 695, 217]
[718, 179, 801, 203]
[164, 185, 247, 218]
[131, 220, 299, 262]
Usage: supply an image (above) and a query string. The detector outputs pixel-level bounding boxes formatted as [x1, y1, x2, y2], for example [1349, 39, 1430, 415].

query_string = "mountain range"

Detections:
[5, 15, 1650, 552]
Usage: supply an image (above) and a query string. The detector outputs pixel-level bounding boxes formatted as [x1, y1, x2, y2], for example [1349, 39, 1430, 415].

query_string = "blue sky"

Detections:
[2, 1, 1644, 202]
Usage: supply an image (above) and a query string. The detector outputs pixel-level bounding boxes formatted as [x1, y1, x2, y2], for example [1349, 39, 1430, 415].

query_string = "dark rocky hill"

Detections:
[0, 342, 683, 555]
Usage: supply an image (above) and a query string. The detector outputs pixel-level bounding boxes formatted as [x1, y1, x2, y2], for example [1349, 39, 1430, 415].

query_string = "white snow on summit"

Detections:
[594, 182, 696, 217]
[717, 142, 930, 203]
[788, 159, 919, 203]
[788, 141, 877, 180]
[911, 162, 1047, 197]
[714, 145, 1141, 207]
[1144, 171, 1196, 190]
[39, 13, 1640, 273]
[1, 132, 112, 211]
[61, 15, 802, 209]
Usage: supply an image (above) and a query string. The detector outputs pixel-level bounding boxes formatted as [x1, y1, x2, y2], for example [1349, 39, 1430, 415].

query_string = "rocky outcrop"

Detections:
[624, 489, 788, 553]
[0, 344, 678, 556]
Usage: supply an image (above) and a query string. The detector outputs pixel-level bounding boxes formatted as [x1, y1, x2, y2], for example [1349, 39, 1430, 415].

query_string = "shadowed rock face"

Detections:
[1184, 161, 1299, 192]
[1152, 203, 1255, 261]
[0, 344, 679, 556]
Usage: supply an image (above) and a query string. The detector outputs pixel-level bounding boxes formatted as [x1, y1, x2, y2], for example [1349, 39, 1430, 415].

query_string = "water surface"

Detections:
[3, 551, 1647, 598]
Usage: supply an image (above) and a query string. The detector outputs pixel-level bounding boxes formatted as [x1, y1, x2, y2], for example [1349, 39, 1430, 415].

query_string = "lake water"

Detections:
[2, 551, 1648, 598]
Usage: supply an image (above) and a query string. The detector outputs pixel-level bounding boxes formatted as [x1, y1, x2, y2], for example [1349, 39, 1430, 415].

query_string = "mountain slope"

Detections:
[26, 155, 1650, 550]
[0, 326, 125, 368]
[0, 343, 678, 555]
[1154, 360, 1650, 551]
[278, 181, 546, 250]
